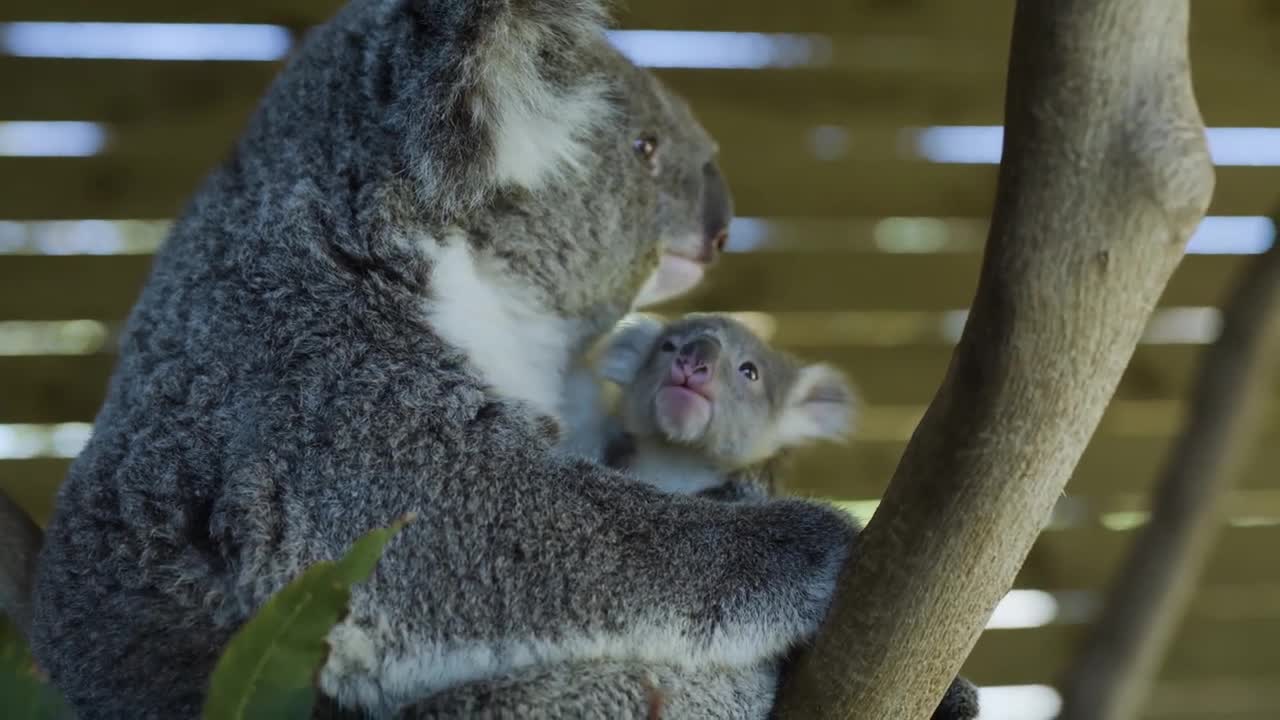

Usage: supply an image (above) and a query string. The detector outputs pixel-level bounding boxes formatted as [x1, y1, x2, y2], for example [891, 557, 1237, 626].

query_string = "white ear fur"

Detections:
[774, 363, 858, 448]
[598, 314, 667, 385]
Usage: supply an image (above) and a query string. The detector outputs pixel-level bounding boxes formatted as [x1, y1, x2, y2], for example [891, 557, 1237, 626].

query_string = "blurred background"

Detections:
[0, 2, 1278, 718]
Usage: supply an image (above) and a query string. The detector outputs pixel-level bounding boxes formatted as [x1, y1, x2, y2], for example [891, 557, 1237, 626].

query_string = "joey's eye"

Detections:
[738, 362, 759, 382]
[633, 135, 658, 163]
[660, 340, 677, 353]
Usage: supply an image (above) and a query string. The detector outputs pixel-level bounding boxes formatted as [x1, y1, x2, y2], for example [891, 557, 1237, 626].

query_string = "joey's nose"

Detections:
[701, 161, 733, 261]
[674, 336, 720, 385]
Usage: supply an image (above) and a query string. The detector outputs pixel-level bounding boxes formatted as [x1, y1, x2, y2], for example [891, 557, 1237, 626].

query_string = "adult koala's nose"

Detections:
[700, 161, 733, 262]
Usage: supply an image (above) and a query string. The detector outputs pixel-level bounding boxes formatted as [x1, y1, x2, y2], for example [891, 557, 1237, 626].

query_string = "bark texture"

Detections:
[1057, 232, 1280, 720]
[773, 2, 1215, 717]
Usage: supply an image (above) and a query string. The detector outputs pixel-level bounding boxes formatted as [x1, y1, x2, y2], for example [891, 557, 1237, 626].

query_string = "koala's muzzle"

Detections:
[700, 161, 733, 261]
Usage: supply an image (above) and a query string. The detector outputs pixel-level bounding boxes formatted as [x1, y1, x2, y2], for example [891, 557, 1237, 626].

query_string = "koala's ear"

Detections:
[400, 0, 613, 216]
[598, 314, 666, 385]
[775, 364, 858, 448]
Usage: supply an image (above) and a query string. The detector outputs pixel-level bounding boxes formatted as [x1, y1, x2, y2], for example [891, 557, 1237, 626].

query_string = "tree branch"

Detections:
[1056, 225, 1280, 720]
[774, 2, 1215, 717]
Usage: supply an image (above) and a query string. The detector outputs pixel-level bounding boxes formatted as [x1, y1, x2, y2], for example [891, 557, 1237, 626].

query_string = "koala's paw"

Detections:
[932, 675, 981, 720]
[719, 499, 859, 660]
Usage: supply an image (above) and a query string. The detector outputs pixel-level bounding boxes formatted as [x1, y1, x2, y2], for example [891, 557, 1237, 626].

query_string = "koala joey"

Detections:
[596, 312, 856, 501]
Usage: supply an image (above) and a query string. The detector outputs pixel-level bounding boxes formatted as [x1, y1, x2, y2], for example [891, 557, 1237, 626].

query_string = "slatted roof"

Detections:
[1, 2, 1278, 717]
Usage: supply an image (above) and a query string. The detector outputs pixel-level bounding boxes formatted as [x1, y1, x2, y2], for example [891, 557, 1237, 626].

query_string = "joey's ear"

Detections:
[598, 314, 666, 385]
[775, 364, 858, 448]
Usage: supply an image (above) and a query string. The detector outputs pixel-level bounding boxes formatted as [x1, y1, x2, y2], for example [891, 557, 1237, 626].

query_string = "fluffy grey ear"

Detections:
[598, 314, 666, 385]
[401, 0, 613, 218]
[775, 364, 858, 448]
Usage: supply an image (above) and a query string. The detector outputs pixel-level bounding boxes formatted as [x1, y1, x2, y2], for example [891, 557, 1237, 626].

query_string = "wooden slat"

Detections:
[2, 4, 1278, 126]
[4, 44, 1279, 220]
[7, 455, 1280, 588]
[10, 151, 1277, 220]
[0, 0, 344, 24]
[0, 252, 1249, 321]
[5, 55, 1277, 135]
[10, 413, 1278, 515]
[963, 618, 1280, 687]
[786, 434, 1280, 499]
[0, 255, 149, 320]
[0, 344, 1210, 423]
[0, 50, 1275, 138]
[4, 82, 1279, 218]
[0, 458, 62, 524]
[1017, 526, 1280, 591]
[0, 355, 117, 423]
[1144, 679, 1280, 718]
[670, 252, 1247, 312]
[6, 453, 1279, 585]
[2, 0, 1275, 57]
[0, 58, 276, 124]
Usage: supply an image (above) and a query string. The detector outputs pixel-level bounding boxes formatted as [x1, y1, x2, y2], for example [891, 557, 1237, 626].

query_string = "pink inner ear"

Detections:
[634, 254, 704, 308]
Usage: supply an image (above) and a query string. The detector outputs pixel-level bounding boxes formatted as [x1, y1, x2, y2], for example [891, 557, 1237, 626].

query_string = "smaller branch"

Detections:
[1057, 230, 1280, 720]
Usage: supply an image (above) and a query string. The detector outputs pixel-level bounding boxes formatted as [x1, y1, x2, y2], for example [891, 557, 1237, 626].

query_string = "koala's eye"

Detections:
[633, 135, 659, 163]
[660, 340, 677, 353]
[738, 362, 759, 382]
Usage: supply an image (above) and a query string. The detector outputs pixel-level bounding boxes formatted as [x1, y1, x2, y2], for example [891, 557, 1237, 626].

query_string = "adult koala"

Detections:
[27, 1, 858, 718]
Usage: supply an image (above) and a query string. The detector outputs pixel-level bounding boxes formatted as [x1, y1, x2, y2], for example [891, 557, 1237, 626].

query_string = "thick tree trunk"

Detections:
[774, 2, 1215, 718]
[1056, 234, 1280, 720]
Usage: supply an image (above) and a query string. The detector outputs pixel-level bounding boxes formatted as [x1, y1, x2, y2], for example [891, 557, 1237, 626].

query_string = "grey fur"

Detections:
[27, 2, 856, 718]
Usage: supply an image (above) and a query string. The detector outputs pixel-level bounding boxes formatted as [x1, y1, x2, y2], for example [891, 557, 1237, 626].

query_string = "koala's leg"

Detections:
[393, 660, 779, 720]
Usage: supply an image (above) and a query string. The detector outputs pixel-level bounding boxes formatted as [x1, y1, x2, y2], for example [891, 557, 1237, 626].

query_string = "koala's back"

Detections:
[27, 4, 434, 714]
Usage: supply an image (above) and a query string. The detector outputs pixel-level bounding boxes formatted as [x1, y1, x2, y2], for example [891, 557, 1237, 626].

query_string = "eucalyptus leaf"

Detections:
[203, 515, 412, 720]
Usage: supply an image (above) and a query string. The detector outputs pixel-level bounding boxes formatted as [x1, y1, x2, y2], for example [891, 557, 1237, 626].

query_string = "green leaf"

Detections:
[203, 515, 413, 720]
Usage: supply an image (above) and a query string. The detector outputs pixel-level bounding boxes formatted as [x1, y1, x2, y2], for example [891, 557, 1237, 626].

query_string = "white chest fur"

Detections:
[423, 237, 575, 421]
[627, 441, 725, 496]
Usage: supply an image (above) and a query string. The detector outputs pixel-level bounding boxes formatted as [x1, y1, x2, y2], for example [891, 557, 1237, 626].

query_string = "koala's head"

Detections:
[599, 313, 857, 469]
[380, 2, 732, 333]
[491, 44, 732, 329]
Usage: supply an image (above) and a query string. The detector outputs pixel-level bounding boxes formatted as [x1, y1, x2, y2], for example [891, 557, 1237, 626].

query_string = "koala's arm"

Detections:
[262, 409, 849, 712]
[219, 392, 856, 713]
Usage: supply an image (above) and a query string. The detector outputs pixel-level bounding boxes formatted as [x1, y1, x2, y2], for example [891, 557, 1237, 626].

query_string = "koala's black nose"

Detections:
[701, 161, 733, 260]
